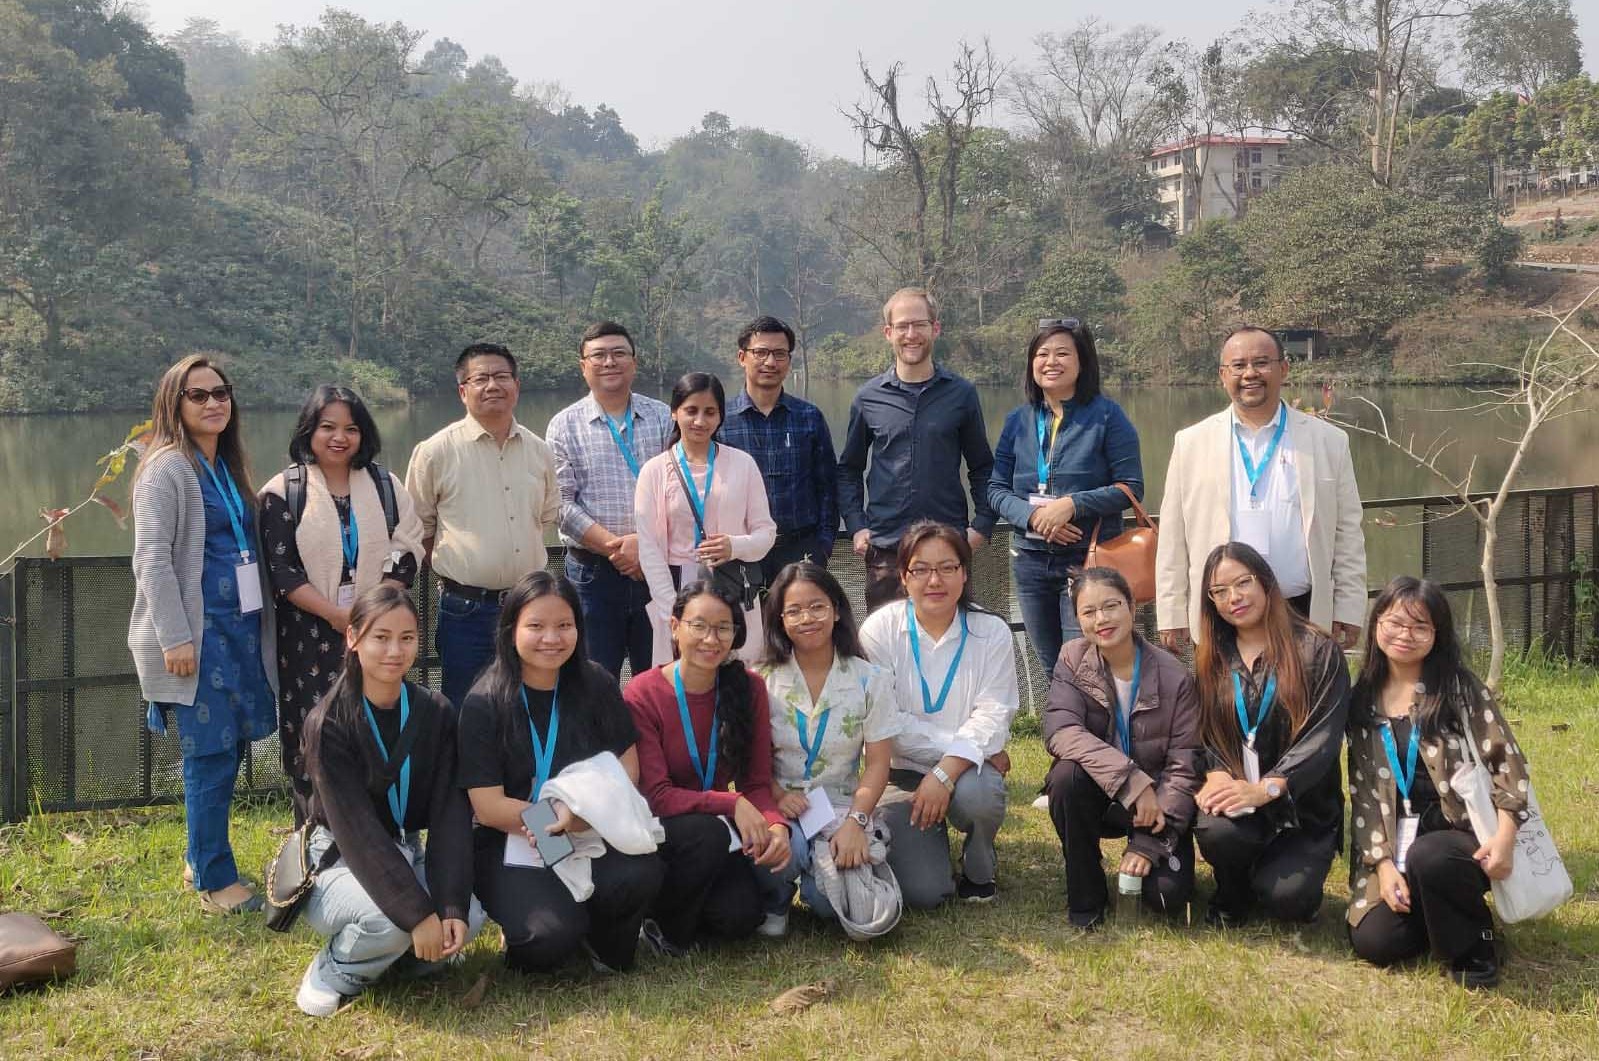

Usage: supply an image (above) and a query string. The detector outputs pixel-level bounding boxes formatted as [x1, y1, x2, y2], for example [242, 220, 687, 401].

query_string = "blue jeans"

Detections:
[435, 590, 500, 709]
[182, 739, 247, 892]
[566, 552, 654, 679]
[1012, 547, 1083, 675]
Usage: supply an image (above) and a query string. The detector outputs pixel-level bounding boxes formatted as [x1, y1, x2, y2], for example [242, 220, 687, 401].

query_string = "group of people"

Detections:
[122, 286, 1538, 1018]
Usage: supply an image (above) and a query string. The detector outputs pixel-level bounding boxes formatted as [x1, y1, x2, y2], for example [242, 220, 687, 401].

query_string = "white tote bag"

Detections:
[1449, 708, 1572, 924]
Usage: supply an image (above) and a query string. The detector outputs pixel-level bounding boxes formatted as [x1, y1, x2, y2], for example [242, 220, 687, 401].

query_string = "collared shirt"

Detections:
[1229, 404, 1312, 597]
[546, 392, 672, 546]
[837, 365, 996, 546]
[758, 653, 901, 807]
[858, 603, 1019, 773]
[720, 388, 838, 558]
[404, 414, 559, 590]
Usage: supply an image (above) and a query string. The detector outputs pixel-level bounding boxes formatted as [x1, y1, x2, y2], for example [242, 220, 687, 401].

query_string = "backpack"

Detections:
[284, 462, 400, 537]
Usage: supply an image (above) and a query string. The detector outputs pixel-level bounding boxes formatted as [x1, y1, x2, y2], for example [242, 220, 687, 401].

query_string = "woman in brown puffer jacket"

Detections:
[1042, 567, 1203, 929]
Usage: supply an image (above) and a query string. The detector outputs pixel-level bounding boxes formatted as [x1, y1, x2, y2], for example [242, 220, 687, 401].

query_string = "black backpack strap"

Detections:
[285, 463, 308, 525]
[367, 462, 399, 537]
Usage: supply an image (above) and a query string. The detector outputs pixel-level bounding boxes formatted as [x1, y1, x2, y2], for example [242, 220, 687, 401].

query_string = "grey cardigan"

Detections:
[128, 447, 277, 706]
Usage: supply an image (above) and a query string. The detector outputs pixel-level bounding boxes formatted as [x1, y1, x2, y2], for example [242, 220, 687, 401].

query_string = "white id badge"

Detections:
[502, 831, 539, 868]
[1241, 741, 1261, 783]
[1235, 507, 1272, 559]
[335, 583, 356, 608]
[1394, 814, 1420, 873]
[1025, 493, 1051, 541]
[798, 787, 838, 839]
[235, 562, 263, 614]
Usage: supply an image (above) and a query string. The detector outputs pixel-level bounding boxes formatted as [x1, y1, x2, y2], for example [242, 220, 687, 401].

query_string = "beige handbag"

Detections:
[0, 912, 77, 989]
[1083, 483, 1158, 604]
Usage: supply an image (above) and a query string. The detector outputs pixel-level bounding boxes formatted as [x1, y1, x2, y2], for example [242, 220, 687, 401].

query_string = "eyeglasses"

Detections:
[1077, 599, 1128, 623]
[1378, 616, 1435, 640]
[580, 349, 635, 365]
[888, 319, 934, 334]
[780, 602, 834, 623]
[463, 371, 517, 388]
[1206, 573, 1260, 603]
[182, 385, 233, 405]
[1221, 357, 1283, 376]
[906, 561, 964, 581]
[743, 347, 792, 362]
[1037, 317, 1081, 331]
[679, 618, 737, 642]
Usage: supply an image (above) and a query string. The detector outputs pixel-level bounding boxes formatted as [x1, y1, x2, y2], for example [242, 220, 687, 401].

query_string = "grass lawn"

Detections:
[3, 659, 1597, 1060]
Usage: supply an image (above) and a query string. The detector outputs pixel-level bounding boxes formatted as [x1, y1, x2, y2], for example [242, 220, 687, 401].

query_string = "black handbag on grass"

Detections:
[263, 824, 338, 933]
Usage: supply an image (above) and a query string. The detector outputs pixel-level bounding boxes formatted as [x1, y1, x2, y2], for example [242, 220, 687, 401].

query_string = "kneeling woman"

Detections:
[625, 581, 790, 953]
[859, 520, 1020, 907]
[458, 572, 664, 974]
[1191, 543, 1349, 927]
[759, 562, 900, 934]
[297, 585, 481, 1016]
[1043, 568, 1201, 928]
[1346, 576, 1529, 988]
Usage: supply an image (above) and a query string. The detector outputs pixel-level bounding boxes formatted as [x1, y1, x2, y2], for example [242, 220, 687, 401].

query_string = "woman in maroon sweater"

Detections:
[624, 579, 790, 953]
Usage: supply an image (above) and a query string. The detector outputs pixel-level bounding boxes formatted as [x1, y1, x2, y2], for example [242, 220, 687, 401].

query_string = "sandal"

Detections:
[199, 887, 264, 915]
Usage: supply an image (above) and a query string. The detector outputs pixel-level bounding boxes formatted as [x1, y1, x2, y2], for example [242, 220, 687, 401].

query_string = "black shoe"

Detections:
[638, 918, 689, 959]
[1448, 931, 1501, 989]
[956, 875, 997, 903]
[1204, 904, 1248, 930]
[1068, 906, 1105, 931]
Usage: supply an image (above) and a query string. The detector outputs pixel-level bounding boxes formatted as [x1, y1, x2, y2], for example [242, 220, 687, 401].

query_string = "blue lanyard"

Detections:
[197, 456, 252, 562]
[674, 442, 716, 546]
[795, 705, 831, 781]
[906, 600, 969, 715]
[520, 682, 561, 800]
[672, 664, 719, 790]
[1232, 669, 1276, 746]
[1235, 402, 1288, 501]
[1035, 406, 1067, 492]
[603, 405, 641, 478]
[1109, 645, 1143, 756]
[339, 505, 359, 573]
[361, 684, 411, 832]
[1379, 718, 1421, 813]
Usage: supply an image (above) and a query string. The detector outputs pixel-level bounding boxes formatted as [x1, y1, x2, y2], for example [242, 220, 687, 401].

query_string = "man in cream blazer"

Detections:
[1156, 327, 1367, 651]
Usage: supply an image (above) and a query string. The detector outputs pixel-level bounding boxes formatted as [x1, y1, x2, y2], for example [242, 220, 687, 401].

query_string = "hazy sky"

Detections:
[135, 0, 1598, 158]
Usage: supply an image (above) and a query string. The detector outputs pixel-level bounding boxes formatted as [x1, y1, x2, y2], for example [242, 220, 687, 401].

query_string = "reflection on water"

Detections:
[2, 380, 1594, 563]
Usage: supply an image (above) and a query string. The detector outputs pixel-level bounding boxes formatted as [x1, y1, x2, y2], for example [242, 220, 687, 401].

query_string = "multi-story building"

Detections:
[1146, 135, 1294, 235]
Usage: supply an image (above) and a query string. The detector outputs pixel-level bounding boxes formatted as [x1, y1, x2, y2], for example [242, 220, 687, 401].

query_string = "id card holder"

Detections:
[336, 582, 356, 608]
[236, 561, 263, 614]
[1235, 507, 1272, 559]
[1025, 492, 1051, 541]
[1241, 740, 1261, 784]
[1394, 814, 1420, 873]
[798, 787, 838, 839]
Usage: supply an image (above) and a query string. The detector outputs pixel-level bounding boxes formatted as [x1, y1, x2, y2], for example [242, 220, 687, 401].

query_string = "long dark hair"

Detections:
[1194, 543, 1311, 776]
[468, 571, 629, 757]
[288, 384, 382, 470]
[760, 561, 864, 666]
[896, 520, 981, 612]
[140, 354, 256, 507]
[671, 580, 754, 779]
[666, 372, 726, 447]
[1022, 321, 1102, 407]
[311, 583, 420, 790]
[1351, 576, 1479, 738]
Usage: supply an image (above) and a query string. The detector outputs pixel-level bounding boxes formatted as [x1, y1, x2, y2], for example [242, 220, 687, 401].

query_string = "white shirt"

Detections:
[1229, 403, 1312, 598]
[858, 602, 1020, 773]
[759, 654, 902, 807]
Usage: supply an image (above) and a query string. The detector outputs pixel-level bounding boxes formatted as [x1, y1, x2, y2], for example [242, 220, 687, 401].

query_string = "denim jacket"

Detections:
[987, 394, 1143, 559]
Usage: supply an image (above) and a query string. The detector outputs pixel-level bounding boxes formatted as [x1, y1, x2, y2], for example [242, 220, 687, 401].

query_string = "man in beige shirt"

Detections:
[406, 341, 559, 707]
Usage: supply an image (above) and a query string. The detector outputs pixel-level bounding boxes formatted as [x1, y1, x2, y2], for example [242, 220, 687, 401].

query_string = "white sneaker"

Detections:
[757, 912, 789, 938]
[1031, 793, 1050, 810]
[295, 966, 346, 1017]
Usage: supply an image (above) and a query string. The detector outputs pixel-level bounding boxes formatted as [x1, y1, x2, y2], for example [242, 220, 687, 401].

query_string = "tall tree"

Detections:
[1011, 19, 1174, 151]
[1463, 0, 1583, 98]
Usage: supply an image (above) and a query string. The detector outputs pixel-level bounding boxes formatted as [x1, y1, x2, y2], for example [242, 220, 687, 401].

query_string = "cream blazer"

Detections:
[1154, 406, 1367, 633]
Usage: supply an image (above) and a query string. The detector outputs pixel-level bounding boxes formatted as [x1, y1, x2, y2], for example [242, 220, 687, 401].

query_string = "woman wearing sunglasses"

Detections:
[128, 356, 277, 914]
[1190, 542, 1349, 928]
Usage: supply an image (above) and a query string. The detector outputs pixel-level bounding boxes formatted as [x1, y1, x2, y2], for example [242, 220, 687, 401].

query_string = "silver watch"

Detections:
[931, 765, 955, 792]
[1265, 780, 1284, 800]
[847, 810, 870, 829]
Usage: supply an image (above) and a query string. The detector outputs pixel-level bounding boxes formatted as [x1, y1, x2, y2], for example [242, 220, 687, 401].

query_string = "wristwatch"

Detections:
[931, 765, 955, 792]
[1264, 780, 1284, 801]
[847, 811, 871, 829]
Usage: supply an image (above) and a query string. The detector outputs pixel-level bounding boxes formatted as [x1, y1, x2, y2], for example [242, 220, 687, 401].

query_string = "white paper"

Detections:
[1025, 493, 1051, 541]
[798, 787, 839, 839]
[503, 831, 541, 868]
[1241, 741, 1261, 784]
[719, 815, 744, 852]
[1235, 508, 1272, 560]
[336, 582, 355, 608]
[236, 562, 263, 614]
[1394, 814, 1420, 873]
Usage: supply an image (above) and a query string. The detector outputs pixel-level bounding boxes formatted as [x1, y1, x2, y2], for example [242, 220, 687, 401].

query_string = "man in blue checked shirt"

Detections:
[719, 316, 840, 583]
[546, 321, 673, 677]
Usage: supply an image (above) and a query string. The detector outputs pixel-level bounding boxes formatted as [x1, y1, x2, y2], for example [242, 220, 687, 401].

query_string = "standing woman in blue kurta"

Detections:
[987, 319, 1144, 675]
[129, 355, 277, 915]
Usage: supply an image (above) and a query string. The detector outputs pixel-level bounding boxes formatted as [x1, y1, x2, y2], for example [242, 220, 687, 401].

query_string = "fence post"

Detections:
[0, 569, 12, 823]
[1542, 491, 1573, 658]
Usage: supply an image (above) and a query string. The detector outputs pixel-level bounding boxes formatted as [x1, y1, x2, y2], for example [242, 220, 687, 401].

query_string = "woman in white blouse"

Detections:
[858, 520, 1020, 908]
[757, 562, 900, 935]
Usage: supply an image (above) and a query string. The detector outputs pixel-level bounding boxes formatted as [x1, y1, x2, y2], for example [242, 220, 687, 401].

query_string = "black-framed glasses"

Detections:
[1038, 317, 1081, 331]
[463, 370, 518, 388]
[181, 385, 233, 405]
[742, 347, 792, 362]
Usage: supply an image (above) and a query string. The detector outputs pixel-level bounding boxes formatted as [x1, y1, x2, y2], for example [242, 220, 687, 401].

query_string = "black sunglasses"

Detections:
[181, 385, 234, 405]
[1037, 317, 1081, 331]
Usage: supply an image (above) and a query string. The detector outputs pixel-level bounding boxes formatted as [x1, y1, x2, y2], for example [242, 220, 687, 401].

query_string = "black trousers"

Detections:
[1046, 760, 1195, 918]
[759, 530, 820, 585]
[474, 838, 664, 973]
[863, 543, 905, 613]
[1349, 828, 1493, 966]
[1286, 590, 1313, 620]
[651, 813, 763, 948]
[1194, 811, 1336, 922]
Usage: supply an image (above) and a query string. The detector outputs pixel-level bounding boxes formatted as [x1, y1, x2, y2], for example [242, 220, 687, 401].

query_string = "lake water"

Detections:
[2, 380, 1595, 560]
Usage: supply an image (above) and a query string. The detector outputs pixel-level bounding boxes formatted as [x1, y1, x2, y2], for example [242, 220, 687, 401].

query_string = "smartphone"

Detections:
[520, 799, 575, 866]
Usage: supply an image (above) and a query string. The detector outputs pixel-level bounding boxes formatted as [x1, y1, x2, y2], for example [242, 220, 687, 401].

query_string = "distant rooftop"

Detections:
[1147, 134, 1293, 156]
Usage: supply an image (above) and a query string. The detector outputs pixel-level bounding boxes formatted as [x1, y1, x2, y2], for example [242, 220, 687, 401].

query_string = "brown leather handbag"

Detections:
[0, 913, 77, 989]
[1083, 483, 1158, 604]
